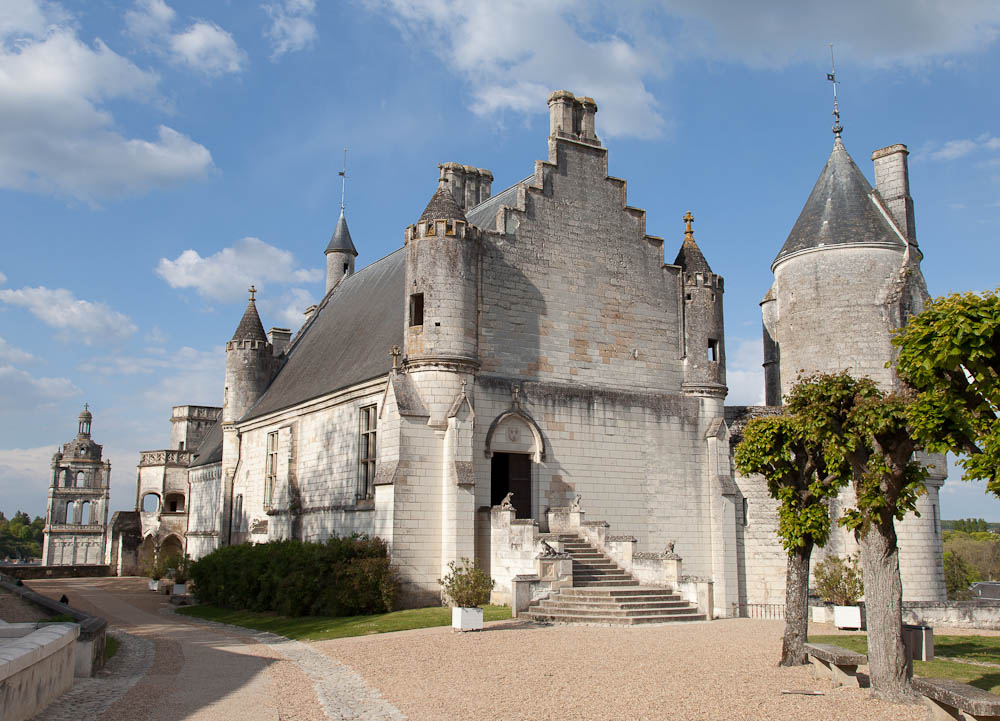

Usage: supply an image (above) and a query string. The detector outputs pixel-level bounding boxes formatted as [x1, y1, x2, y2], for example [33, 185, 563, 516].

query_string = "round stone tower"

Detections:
[762, 132, 945, 601]
[325, 210, 357, 294]
[675, 212, 727, 409]
[223, 286, 277, 425]
[403, 174, 480, 375]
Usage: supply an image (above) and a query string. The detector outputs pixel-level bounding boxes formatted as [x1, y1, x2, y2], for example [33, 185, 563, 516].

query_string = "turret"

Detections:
[674, 212, 726, 398]
[403, 173, 480, 370]
[224, 286, 277, 425]
[78, 404, 92, 437]
[325, 211, 358, 293]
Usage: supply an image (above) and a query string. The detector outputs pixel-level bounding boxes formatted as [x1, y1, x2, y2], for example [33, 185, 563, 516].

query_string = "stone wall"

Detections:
[0, 623, 78, 721]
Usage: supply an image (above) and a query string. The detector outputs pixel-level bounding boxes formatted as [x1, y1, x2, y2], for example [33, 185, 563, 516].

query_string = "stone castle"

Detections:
[118, 90, 945, 613]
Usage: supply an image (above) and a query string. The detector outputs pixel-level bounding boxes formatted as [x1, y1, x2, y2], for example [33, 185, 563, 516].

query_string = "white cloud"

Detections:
[661, 0, 1000, 68]
[144, 326, 167, 344]
[0, 365, 81, 409]
[169, 21, 245, 75]
[264, 0, 317, 59]
[0, 1, 214, 201]
[125, 0, 245, 76]
[156, 237, 322, 302]
[80, 345, 220, 377]
[725, 336, 765, 406]
[0, 445, 63, 517]
[923, 135, 1000, 162]
[0, 286, 138, 344]
[261, 287, 314, 330]
[0, 337, 37, 365]
[0, 271, 6, 285]
[138, 347, 224, 409]
[368, 0, 668, 139]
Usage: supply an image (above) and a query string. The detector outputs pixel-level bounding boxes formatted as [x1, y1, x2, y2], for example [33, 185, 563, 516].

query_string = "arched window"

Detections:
[165, 493, 185, 513]
[80, 501, 91, 525]
[64, 501, 74, 524]
[233, 494, 243, 531]
[63, 470, 72, 488]
[76, 471, 86, 488]
[141, 493, 160, 513]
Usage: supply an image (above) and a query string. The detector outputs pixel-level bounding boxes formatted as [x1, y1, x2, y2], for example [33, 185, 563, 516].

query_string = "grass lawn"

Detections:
[176, 604, 512, 641]
[810, 633, 1000, 693]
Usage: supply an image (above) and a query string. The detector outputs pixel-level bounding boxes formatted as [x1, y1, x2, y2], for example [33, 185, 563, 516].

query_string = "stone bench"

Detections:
[804, 642, 867, 688]
[911, 677, 1000, 721]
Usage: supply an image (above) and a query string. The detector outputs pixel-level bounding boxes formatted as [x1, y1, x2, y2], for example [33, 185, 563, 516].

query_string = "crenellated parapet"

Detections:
[139, 449, 196, 467]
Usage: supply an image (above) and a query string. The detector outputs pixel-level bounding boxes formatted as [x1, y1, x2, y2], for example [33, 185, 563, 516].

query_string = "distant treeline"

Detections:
[942, 518, 1000, 533]
[0, 511, 45, 561]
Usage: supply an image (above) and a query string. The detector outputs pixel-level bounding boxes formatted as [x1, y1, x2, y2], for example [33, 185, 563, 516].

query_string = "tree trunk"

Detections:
[781, 540, 813, 666]
[859, 517, 917, 703]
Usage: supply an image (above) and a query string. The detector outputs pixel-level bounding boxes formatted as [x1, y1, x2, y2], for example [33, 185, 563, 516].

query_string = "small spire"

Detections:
[232, 288, 268, 342]
[827, 43, 843, 139]
[673, 211, 712, 273]
[248, 285, 257, 302]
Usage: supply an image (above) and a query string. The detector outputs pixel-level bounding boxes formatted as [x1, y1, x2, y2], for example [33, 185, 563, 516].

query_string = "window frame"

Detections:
[358, 405, 377, 501]
[265, 430, 278, 509]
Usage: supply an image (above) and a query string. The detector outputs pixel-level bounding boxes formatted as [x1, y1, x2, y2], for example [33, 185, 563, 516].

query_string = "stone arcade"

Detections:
[151, 91, 943, 614]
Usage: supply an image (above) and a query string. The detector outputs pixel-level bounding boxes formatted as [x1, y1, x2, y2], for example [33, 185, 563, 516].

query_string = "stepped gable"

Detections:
[189, 419, 223, 468]
[419, 181, 466, 223]
[773, 138, 904, 268]
[232, 296, 268, 342]
[241, 248, 405, 421]
[325, 210, 357, 256]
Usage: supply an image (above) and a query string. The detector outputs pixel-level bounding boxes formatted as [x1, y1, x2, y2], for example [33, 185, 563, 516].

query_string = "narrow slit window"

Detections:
[409, 293, 424, 327]
[359, 405, 377, 501]
[265, 431, 278, 508]
[708, 339, 719, 362]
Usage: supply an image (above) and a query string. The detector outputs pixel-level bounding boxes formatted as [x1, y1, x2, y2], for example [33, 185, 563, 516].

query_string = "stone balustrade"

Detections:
[139, 449, 195, 467]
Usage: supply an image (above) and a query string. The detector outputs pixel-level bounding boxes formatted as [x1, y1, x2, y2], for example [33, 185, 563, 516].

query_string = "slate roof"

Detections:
[419, 182, 466, 223]
[232, 299, 268, 342]
[325, 211, 358, 256]
[773, 138, 904, 269]
[673, 236, 712, 274]
[189, 419, 223, 468]
[466, 179, 528, 231]
[241, 248, 406, 421]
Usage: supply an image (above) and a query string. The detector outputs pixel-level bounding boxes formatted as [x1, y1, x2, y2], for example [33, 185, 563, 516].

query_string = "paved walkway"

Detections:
[25, 577, 404, 721]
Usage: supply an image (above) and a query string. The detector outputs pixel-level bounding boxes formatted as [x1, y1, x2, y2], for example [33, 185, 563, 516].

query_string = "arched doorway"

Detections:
[485, 411, 544, 520]
[160, 534, 183, 563]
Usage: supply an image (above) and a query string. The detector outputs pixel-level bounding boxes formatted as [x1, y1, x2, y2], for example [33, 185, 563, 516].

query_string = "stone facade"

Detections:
[176, 91, 944, 611]
[42, 406, 111, 566]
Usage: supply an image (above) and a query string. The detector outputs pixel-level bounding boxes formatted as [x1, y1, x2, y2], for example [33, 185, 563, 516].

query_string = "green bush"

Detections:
[439, 558, 494, 608]
[813, 554, 864, 605]
[189, 536, 396, 617]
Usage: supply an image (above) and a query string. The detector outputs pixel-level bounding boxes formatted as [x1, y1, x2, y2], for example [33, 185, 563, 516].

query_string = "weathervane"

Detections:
[827, 43, 843, 138]
[338, 147, 348, 213]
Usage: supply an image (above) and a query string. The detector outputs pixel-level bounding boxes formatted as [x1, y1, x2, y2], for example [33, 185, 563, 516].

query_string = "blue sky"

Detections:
[1, 0, 999, 522]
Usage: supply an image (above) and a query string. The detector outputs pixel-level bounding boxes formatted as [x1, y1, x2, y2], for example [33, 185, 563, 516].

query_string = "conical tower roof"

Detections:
[325, 210, 357, 256]
[232, 288, 268, 342]
[673, 212, 712, 273]
[773, 138, 903, 269]
[419, 181, 466, 223]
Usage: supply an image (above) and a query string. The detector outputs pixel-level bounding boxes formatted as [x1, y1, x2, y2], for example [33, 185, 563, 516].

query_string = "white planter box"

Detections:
[811, 605, 832, 624]
[149, 580, 160, 592]
[452, 607, 484, 631]
[172, 582, 187, 595]
[834, 605, 863, 630]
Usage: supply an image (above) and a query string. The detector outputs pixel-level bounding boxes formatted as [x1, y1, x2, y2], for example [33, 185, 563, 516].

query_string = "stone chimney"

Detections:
[547, 90, 600, 146]
[438, 162, 493, 210]
[872, 144, 915, 243]
[269, 327, 292, 357]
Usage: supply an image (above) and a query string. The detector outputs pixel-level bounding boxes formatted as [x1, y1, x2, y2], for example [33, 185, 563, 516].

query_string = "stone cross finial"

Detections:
[461, 379, 467, 394]
[511, 385, 520, 407]
[83, 403, 89, 412]
[683, 211, 694, 241]
[249, 285, 257, 301]
[390, 345, 401, 370]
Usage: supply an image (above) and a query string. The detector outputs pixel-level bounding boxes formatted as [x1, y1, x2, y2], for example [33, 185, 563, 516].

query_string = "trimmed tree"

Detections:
[735, 412, 843, 666]
[788, 372, 926, 703]
[893, 289, 1000, 491]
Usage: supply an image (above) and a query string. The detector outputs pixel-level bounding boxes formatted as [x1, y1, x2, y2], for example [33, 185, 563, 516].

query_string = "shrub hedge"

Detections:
[189, 536, 396, 616]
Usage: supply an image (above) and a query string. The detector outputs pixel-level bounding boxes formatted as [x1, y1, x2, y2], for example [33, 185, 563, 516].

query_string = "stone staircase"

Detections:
[522, 534, 706, 625]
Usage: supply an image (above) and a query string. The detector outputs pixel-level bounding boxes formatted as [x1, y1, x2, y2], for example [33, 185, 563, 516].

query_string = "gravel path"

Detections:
[315, 618, 929, 721]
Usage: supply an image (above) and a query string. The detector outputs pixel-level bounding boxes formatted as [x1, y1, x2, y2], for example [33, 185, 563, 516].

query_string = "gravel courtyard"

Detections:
[315, 617, 926, 721]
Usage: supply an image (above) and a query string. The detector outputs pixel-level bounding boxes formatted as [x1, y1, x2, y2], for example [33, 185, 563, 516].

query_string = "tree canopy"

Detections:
[894, 289, 1000, 492]
[0, 510, 45, 561]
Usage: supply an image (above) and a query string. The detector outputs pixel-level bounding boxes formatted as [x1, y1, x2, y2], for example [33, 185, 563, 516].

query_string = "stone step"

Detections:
[559, 586, 670, 597]
[573, 579, 636, 587]
[574, 572, 634, 581]
[522, 610, 706, 625]
[531, 604, 700, 618]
